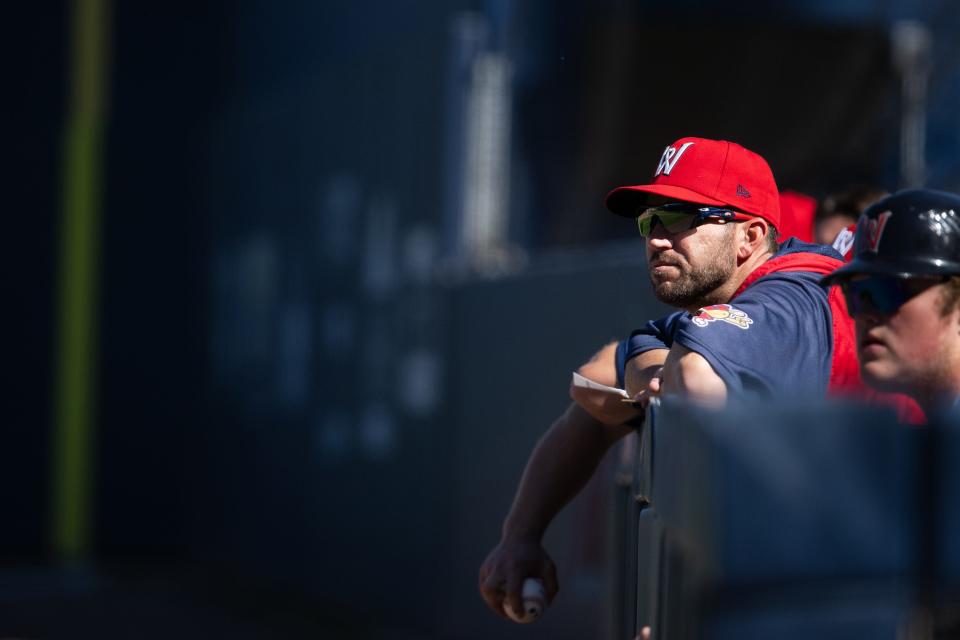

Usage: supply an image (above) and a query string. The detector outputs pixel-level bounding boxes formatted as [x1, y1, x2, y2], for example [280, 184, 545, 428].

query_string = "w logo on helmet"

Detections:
[655, 142, 694, 177]
[861, 210, 893, 253]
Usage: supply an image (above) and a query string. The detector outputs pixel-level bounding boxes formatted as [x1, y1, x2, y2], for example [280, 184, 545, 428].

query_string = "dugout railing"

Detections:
[611, 400, 960, 640]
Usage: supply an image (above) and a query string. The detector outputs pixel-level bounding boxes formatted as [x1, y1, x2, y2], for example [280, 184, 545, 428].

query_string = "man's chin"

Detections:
[652, 283, 696, 308]
[860, 362, 903, 394]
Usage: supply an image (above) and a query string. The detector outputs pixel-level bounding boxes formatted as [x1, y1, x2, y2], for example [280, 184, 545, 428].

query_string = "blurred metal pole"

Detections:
[441, 13, 488, 263]
[892, 21, 931, 188]
[441, 12, 523, 278]
[461, 50, 513, 268]
[52, 0, 110, 563]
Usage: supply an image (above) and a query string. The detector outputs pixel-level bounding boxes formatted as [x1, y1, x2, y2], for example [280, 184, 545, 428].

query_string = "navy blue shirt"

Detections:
[616, 240, 844, 398]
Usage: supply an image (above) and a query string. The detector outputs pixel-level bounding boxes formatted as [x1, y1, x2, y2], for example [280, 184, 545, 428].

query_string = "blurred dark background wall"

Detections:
[8, 0, 960, 638]
[7, 1, 70, 561]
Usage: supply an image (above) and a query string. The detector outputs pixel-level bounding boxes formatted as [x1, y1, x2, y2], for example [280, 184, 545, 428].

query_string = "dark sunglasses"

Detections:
[636, 203, 754, 237]
[840, 275, 946, 316]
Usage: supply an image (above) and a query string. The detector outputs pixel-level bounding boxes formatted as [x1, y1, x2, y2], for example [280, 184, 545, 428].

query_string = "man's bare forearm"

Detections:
[501, 402, 630, 542]
[498, 348, 667, 544]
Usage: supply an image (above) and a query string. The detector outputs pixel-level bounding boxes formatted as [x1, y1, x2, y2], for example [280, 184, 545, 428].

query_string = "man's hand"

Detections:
[571, 342, 668, 426]
[629, 365, 664, 410]
[622, 349, 669, 418]
[477, 402, 619, 621]
[478, 537, 558, 620]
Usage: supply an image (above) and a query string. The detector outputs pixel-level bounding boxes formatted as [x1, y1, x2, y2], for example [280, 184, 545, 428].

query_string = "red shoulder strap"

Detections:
[733, 252, 844, 298]
[825, 286, 861, 394]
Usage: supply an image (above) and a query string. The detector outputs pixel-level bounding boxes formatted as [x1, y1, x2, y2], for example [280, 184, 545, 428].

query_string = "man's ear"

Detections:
[738, 218, 768, 260]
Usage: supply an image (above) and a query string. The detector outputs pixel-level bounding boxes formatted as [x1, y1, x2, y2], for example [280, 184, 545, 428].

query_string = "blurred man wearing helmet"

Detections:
[822, 189, 960, 414]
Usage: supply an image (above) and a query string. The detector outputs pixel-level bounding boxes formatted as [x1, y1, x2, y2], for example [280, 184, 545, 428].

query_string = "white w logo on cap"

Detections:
[655, 142, 694, 177]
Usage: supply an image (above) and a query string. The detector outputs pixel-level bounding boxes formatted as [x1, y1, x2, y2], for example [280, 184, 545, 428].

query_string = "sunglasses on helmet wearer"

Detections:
[840, 274, 947, 317]
[635, 203, 755, 238]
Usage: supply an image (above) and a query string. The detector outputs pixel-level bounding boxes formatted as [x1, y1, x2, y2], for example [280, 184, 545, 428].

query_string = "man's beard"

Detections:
[649, 238, 736, 309]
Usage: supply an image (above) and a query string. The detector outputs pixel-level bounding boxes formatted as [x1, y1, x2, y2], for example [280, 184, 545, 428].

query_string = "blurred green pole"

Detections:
[52, 0, 110, 563]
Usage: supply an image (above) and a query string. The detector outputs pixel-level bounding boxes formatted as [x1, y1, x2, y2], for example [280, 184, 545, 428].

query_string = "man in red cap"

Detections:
[600, 137, 864, 402]
[478, 137, 917, 621]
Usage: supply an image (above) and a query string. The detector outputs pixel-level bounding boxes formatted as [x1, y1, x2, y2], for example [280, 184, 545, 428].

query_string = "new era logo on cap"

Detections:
[605, 136, 781, 231]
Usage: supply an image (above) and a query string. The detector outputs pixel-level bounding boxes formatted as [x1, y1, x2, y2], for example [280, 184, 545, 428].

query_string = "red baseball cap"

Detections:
[605, 136, 781, 230]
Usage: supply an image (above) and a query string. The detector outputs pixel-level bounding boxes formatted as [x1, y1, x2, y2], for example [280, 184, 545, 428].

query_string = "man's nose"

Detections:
[851, 300, 883, 323]
[854, 313, 881, 339]
[647, 228, 673, 250]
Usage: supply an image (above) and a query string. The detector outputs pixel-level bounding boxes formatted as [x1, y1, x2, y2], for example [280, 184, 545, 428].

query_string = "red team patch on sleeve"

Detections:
[690, 304, 753, 329]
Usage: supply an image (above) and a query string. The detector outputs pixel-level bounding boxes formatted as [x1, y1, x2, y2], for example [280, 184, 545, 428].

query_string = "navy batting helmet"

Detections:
[821, 188, 960, 287]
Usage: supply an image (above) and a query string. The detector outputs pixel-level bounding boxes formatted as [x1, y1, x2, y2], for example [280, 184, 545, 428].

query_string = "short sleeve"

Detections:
[671, 273, 834, 397]
[616, 312, 685, 389]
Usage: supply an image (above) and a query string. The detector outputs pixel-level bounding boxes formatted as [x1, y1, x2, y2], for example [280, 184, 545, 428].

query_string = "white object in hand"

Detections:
[571, 372, 629, 398]
[504, 578, 547, 624]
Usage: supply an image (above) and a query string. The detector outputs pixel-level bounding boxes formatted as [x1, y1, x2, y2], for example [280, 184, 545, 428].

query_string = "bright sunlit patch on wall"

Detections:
[462, 52, 512, 267]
